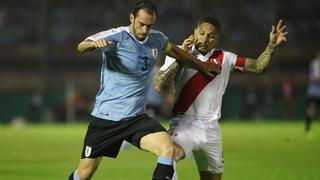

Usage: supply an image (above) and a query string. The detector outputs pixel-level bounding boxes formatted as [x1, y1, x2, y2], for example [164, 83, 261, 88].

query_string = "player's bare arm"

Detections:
[77, 39, 113, 53]
[154, 36, 196, 92]
[244, 19, 288, 73]
[154, 35, 195, 92]
[155, 42, 220, 92]
[154, 62, 180, 92]
[166, 43, 220, 77]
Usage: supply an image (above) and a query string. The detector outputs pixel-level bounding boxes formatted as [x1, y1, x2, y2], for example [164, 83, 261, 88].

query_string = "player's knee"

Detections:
[173, 146, 185, 162]
[77, 167, 95, 180]
[199, 171, 222, 180]
[158, 143, 175, 157]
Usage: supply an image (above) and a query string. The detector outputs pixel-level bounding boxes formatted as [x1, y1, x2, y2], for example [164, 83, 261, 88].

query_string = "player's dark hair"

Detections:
[132, 0, 158, 17]
[197, 17, 221, 32]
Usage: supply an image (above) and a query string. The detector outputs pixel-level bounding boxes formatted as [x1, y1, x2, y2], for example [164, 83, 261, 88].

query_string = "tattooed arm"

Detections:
[244, 43, 277, 73]
[154, 61, 180, 92]
[244, 20, 288, 74]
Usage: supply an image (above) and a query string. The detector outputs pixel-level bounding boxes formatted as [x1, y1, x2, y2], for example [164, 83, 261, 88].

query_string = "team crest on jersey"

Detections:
[151, 48, 158, 59]
[85, 146, 92, 157]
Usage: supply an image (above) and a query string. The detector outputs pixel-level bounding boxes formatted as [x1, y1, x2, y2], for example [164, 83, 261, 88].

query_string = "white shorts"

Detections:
[170, 120, 224, 174]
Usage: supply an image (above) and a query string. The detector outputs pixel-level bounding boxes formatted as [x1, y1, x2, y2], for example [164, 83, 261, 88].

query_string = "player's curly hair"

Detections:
[132, 0, 158, 17]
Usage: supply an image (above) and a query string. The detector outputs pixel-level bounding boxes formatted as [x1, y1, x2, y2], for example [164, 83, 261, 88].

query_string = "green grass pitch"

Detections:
[0, 121, 319, 180]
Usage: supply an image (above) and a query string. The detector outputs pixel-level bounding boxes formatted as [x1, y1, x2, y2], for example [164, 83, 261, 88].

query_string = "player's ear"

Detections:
[129, 13, 134, 24]
[193, 28, 197, 36]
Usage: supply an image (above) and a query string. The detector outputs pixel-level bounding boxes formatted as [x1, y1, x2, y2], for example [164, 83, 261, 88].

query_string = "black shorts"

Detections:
[308, 96, 320, 106]
[81, 114, 167, 159]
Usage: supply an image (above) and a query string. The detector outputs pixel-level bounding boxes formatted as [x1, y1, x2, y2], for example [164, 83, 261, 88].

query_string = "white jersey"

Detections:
[160, 46, 246, 128]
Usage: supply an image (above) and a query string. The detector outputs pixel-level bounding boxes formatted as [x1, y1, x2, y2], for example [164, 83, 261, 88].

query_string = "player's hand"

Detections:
[181, 34, 195, 53]
[207, 59, 221, 75]
[91, 39, 113, 48]
[198, 60, 221, 78]
[269, 19, 288, 47]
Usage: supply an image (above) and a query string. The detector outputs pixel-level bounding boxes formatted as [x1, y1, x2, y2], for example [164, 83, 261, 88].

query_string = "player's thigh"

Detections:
[193, 129, 223, 175]
[82, 117, 125, 158]
[170, 122, 202, 161]
[140, 131, 174, 157]
[173, 141, 185, 162]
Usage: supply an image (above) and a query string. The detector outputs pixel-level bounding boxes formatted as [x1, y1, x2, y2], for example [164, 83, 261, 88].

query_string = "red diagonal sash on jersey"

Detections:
[172, 50, 224, 116]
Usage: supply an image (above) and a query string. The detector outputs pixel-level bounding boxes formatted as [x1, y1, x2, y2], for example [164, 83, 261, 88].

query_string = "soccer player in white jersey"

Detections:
[155, 17, 288, 180]
[68, 1, 220, 180]
[306, 51, 320, 133]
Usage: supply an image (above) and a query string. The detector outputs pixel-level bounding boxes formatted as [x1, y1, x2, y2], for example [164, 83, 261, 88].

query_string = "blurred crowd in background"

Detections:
[0, 0, 319, 123]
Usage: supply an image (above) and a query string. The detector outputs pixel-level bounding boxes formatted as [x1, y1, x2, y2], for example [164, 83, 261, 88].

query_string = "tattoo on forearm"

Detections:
[154, 62, 180, 92]
[246, 44, 276, 73]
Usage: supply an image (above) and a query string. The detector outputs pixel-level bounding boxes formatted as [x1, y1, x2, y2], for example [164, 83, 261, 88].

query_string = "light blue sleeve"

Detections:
[159, 32, 169, 50]
[85, 28, 122, 52]
[151, 29, 170, 51]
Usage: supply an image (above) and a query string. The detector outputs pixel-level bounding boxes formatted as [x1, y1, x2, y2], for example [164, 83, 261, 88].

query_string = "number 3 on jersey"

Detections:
[141, 56, 148, 71]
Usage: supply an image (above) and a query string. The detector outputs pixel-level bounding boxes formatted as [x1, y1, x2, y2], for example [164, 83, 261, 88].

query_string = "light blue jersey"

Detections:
[308, 59, 320, 97]
[87, 26, 169, 121]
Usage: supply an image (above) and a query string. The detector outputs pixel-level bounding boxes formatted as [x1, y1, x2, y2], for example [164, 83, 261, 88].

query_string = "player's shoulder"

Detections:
[215, 49, 238, 59]
[207, 48, 229, 58]
[218, 49, 234, 55]
[100, 26, 129, 36]
[90, 26, 129, 39]
[149, 29, 168, 39]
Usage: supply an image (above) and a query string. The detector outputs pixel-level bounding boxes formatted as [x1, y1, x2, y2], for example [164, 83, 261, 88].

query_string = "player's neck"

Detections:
[129, 25, 148, 43]
[194, 47, 214, 57]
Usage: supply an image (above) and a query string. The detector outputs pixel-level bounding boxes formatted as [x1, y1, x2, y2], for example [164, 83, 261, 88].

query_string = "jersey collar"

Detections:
[128, 25, 149, 44]
[191, 45, 216, 61]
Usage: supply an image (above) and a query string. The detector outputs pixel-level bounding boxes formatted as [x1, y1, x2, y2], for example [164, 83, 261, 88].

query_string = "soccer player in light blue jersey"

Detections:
[306, 51, 320, 133]
[68, 1, 219, 180]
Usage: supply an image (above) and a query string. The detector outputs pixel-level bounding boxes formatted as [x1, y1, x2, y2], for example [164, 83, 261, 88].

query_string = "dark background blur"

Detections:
[0, 0, 319, 123]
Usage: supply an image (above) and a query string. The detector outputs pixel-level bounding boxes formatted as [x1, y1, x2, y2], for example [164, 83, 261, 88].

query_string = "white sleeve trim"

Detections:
[85, 26, 128, 41]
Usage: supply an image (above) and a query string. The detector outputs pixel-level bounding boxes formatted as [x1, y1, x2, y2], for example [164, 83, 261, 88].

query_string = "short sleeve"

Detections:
[86, 28, 122, 42]
[158, 32, 169, 51]
[151, 30, 170, 51]
[85, 28, 122, 52]
[225, 51, 247, 72]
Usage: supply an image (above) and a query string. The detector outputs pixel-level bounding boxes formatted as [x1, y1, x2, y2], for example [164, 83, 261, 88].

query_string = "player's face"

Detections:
[194, 22, 219, 55]
[130, 9, 156, 41]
